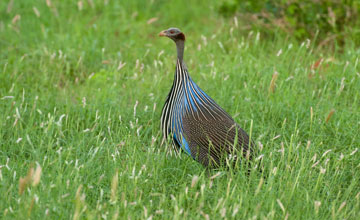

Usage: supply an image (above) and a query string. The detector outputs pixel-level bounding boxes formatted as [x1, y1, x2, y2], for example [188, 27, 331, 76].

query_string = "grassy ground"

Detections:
[1, 0, 359, 219]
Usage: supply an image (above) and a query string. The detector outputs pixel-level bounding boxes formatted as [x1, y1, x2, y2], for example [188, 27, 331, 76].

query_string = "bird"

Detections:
[159, 27, 254, 168]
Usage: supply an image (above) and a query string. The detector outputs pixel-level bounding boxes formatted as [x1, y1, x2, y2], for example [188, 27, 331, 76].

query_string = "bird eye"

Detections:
[169, 30, 175, 34]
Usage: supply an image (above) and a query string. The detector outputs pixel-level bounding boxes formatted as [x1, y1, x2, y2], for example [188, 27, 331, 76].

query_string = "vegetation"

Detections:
[219, 0, 360, 48]
[1, 0, 359, 219]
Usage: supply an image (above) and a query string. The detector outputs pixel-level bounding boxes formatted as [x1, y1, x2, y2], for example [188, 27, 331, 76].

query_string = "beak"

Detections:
[159, 30, 167, 37]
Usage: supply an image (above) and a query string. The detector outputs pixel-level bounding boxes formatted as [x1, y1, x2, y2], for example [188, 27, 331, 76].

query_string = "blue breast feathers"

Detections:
[173, 133, 192, 157]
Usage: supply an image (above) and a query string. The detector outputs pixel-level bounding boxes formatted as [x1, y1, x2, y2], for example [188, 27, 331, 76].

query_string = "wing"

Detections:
[181, 98, 253, 167]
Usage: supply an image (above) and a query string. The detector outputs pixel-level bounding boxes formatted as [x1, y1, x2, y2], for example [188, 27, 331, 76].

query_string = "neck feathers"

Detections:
[176, 58, 189, 81]
[175, 40, 185, 62]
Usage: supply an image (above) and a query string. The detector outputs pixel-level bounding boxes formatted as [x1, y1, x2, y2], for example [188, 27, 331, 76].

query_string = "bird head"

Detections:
[159, 27, 185, 41]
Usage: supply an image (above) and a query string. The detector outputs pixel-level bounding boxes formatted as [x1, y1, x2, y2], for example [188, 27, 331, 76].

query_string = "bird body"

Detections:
[160, 28, 253, 167]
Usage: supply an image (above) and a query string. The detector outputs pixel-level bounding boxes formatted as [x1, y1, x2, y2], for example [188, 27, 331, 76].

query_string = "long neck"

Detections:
[175, 40, 185, 62]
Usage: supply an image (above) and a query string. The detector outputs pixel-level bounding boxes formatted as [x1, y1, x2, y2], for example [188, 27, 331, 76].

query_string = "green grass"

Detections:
[1, 0, 360, 219]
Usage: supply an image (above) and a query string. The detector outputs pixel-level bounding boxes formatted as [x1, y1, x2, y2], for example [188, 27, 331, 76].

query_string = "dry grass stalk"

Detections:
[269, 71, 279, 93]
[337, 201, 346, 213]
[46, 0, 52, 7]
[12, 14, 21, 25]
[277, 199, 285, 213]
[73, 185, 83, 220]
[32, 165, 42, 186]
[77, 1, 83, 11]
[147, 17, 158, 25]
[311, 58, 324, 70]
[33, 7, 40, 17]
[7, 0, 14, 13]
[27, 197, 35, 217]
[255, 178, 264, 195]
[325, 109, 335, 123]
[112, 208, 119, 220]
[191, 175, 199, 188]
[306, 140, 311, 150]
[110, 171, 119, 203]
[210, 172, 221, 180]
[19, 166, 34, 195]
[314, 201, 321, 214]
[117, 61, 126, 70]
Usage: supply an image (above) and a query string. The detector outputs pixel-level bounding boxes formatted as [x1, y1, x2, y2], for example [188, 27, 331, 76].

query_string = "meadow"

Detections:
[0, 0, 359, 219]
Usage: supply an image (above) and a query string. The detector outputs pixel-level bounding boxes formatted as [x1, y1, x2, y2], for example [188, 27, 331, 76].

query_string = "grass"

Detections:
[1, 0, 359, 219]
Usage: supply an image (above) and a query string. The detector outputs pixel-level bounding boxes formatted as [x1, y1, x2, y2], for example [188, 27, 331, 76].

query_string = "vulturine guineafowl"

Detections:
[159, 28, 254, 168]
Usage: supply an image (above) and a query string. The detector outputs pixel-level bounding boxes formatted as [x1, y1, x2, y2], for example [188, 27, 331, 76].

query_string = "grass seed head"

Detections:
[19, 166, 34, 195]
[110, 171, 119, 204]
[276, 199, 285, 213]
[314, 201, 321, 214]
[191, 175, 199, 188]
[337, 201, 346, 213]
[325, 109, 335, 123]
[32, 164, 42, 187]
[269, 71, 279, 93]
